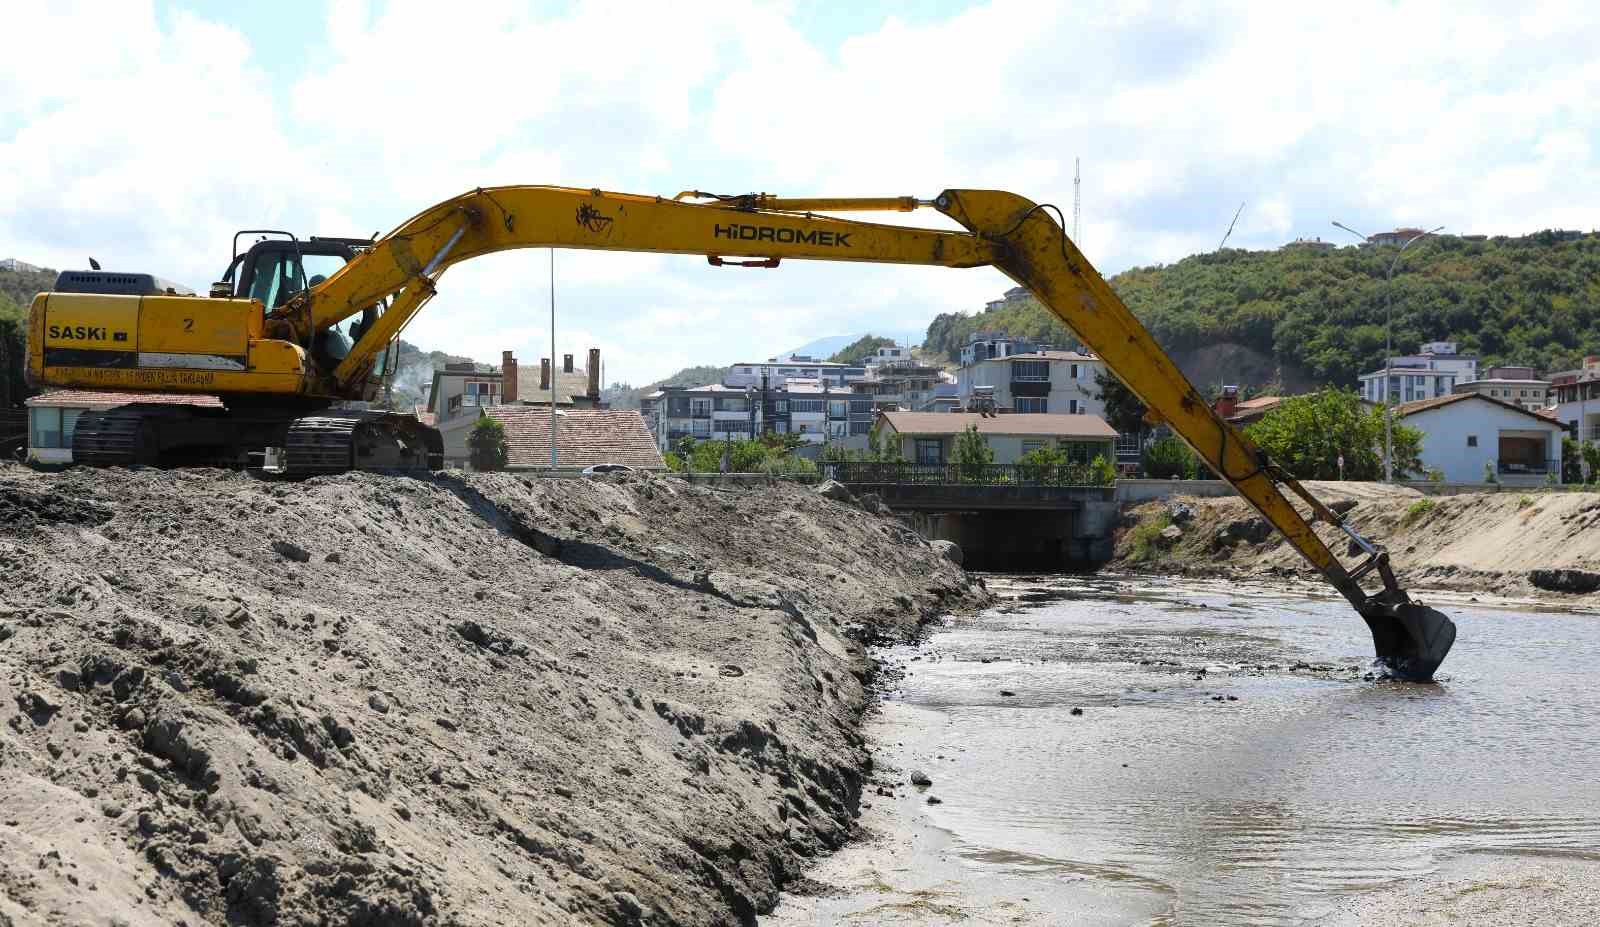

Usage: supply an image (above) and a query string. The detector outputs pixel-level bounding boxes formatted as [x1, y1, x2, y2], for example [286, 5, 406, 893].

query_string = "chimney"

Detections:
[587, 348, 600, 399]
[563, 353, 574, 374]
[501, 351, 518, 404]
[1213, 385, 1239, 420]
[540, 358, 551, 391]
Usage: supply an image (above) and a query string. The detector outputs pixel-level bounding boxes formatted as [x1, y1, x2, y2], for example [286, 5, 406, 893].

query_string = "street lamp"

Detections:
[1331, 221, 1444, 481]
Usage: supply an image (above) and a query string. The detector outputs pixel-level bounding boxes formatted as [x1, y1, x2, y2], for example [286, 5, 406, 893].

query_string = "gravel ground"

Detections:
[0, 464, 985, 926]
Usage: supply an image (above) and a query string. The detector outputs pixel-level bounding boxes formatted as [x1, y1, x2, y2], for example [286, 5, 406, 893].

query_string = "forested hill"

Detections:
[924, 231, 1600, 391]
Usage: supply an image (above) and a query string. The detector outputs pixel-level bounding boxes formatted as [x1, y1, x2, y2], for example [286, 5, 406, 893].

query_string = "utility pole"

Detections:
[1332, 221, 1444, 480]
[548, 248, 558, 469]
[1072, 157, 1082, 244]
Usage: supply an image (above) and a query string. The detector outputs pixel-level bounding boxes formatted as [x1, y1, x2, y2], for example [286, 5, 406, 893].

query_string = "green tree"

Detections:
[468, 414, 508, 471]
[951, 424, 993, 481]
[867, 423, 907, 463]
[1582, 442, 1600, 484]
[1094, 369, 1148, 437]
[1562, 437, 1582, 484]
[1244, 388, 1424, 480]
[827, 334, 897, 364]
[1142, 436, 1197, 479]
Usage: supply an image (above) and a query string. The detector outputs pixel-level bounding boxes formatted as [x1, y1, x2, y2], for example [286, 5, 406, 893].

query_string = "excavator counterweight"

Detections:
[24, 183, 1456, 678]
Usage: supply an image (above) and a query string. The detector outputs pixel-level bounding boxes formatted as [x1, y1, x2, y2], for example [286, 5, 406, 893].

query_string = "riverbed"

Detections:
[766, 574, 1600, 926]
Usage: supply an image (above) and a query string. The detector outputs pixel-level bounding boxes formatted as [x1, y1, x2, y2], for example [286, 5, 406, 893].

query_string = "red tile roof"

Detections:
[1395, 392, 1557, 424]
[880, 411, 1117, 438]
[25, 390, 224, 408]
[487, 406, 664, 470]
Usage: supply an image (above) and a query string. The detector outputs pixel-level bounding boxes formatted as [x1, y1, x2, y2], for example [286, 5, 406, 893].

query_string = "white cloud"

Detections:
[3, 0, 1597, 386]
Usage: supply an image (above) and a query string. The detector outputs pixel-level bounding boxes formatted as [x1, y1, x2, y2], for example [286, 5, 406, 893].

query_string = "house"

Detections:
[485, 406, 664, 470]
[432, 349, 606, 466]
[1357, 341, 1477, 405]
[23, 390, 223, 464]
[875, 411, 1117, 466]
[1212, 386, 1285, 425]
[643, 379, 853, 450]
[1280, 237, 1336, 251]
[1395, 393, 1564, 485]
[957, 347, 1105, 416]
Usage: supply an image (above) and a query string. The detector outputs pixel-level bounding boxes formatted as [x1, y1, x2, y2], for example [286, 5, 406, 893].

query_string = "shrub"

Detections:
[762, 454, 818, 478]
[1089, 454, 1117, 487]
[1402, 498, 1436, 524]
[1484, 461, 1498, 484]
[1125, 514, 1172, 563]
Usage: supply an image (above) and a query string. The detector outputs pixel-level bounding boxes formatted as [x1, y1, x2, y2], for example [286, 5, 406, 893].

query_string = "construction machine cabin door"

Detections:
[226, 238, 394, 392]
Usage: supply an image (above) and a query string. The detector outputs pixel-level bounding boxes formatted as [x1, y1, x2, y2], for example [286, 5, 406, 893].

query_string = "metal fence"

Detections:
[1498, 458, 1561, 476]
[822, 461, 1110, 487]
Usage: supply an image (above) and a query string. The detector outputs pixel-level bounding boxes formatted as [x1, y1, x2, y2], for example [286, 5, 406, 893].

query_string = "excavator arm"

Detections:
[289, 185, 1454, 680]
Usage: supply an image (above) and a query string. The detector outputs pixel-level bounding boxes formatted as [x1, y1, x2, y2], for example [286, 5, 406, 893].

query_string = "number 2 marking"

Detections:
[183, 318, 194, 332]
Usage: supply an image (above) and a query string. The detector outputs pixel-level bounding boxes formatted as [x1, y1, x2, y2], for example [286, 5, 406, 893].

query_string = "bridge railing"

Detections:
[822, 461, 1110, 487]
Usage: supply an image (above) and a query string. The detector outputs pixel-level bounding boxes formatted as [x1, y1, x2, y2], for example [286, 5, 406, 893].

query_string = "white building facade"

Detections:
[1358, 342, 1478, 405]
[957, 350, 1106, 416]
[1397, 394, 1563, 485]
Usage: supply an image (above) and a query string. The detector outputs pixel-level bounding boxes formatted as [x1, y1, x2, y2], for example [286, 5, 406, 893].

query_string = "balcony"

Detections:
[1010, 380, 1051, 397]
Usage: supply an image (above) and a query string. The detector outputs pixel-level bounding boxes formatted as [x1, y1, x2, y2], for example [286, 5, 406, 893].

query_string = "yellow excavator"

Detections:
[22, 185, 1456, 679]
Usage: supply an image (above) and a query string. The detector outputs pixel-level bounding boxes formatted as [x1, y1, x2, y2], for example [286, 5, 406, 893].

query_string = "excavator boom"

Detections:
[26, 183, 1455, 679]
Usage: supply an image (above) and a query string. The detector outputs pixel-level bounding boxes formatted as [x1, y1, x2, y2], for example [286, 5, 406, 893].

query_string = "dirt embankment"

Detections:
[1111, 481, 1600, 600]
[0, 465, 985, 926]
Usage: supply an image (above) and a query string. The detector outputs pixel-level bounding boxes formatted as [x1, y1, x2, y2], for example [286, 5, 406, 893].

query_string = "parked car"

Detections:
[581, 463, 635, 476]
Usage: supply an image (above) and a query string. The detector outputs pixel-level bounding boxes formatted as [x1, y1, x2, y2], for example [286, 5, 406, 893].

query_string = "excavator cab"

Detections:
[215, 233, 394, 383]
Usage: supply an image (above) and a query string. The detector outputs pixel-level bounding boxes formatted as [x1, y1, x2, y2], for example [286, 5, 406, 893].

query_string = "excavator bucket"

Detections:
[1359, 601, 1457, 681]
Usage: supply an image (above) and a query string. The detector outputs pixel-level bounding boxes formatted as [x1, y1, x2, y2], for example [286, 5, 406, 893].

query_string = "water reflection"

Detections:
[886, 575, 1600, 925]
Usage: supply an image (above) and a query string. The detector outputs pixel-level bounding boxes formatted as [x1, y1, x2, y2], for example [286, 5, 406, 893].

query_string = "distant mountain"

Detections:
[777, 334, 860, 362]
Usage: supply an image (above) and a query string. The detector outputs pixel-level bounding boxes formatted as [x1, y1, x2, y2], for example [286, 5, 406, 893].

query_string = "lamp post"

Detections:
[1331, 221, 1444, 480]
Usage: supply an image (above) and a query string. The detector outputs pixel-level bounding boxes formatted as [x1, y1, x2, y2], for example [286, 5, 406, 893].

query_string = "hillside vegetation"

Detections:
[925, 231, 1600, 391]
[604, 364, 731, 410]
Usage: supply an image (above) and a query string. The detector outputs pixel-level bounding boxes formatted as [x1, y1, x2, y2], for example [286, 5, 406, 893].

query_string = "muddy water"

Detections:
[870, 575, 1600, 925]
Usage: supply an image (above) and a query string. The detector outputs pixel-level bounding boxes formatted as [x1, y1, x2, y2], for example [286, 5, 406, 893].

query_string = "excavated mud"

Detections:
[0, 464, 985, 926]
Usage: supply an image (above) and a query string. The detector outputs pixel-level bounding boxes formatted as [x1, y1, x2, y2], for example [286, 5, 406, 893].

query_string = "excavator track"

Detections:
[285, 412, 443, 475]
[70, 407, 146, 467]
[68, 406, 442, 475]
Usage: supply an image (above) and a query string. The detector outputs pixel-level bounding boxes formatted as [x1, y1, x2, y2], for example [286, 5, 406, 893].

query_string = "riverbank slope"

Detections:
[0, 464, 984, 925]
[1112, 481, 1600, 601]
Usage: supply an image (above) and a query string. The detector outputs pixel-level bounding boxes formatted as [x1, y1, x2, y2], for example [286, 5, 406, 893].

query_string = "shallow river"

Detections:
[839, 575, 1600, 925]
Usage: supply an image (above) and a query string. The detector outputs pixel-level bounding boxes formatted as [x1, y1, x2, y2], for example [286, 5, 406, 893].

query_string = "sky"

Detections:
[3, 0, 1598, 386]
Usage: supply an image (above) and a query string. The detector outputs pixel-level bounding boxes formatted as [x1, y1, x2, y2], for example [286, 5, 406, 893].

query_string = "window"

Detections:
[690, 399, 712, 417]
[1015, 397, 1047, 413]
[691, 420, 711, 437]
[1070, 363, 1080, 379]
[1068, 399, 1081, 414]
[31, 407, 63, 449]
[775, 400, 788, 413]
[1012, 360, 1049, 381]
[915, 438, 944, 465]
[1467, 435, 1478, 447]
[828, 400, 848, 418]
[790, 399, 824, 413]
[1021, 440, 1047, 456]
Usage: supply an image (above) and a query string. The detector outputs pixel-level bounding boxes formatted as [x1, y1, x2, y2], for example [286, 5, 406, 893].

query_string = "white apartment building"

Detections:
[957, 349, 1106, 416]
[1357, 342, 1478, 405]
[723, 358, 860, 389]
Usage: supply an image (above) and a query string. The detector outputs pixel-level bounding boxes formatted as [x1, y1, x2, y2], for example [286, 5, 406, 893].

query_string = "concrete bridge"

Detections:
[824, 463, 1123, 571]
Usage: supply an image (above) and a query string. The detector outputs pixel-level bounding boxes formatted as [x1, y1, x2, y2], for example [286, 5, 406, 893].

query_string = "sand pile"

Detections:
[0, 464, 983, 925]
